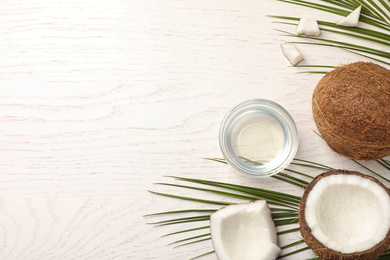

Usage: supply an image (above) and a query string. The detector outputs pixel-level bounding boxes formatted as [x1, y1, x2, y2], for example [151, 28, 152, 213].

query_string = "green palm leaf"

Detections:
[272, 0, 390, 69]
[278, 246, 310, 259]
[169, 233, 211, 247]
[161, 226, 210, 237]
[277, 29, 390, 65]
[147, 156, 390, 259]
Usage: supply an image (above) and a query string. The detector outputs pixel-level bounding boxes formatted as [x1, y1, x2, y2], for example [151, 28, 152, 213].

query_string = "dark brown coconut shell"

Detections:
[312, 61, 390, 160]
[299, 169, 390, 260]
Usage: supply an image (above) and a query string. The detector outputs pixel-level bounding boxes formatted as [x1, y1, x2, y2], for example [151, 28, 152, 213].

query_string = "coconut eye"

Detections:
[299, 170, 390, 260]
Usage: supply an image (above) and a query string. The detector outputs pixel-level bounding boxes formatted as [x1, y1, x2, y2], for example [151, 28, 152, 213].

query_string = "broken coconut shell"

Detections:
[299, 169, 390, 260]
[312, 61, 390, 160]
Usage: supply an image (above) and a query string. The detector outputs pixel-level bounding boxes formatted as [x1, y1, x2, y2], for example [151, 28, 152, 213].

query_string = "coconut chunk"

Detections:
[296, 18, 321, 36]
[281, 43, 303, 66]
[300, 170, 390, 260]
[210, 200, 281, 260]
[337, 5, 362, 27]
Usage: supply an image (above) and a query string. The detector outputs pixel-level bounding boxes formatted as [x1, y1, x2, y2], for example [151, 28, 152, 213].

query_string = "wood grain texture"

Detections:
[0, 0, 387, 259]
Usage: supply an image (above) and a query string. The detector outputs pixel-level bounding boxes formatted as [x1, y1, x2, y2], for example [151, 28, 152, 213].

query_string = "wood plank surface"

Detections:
[0, 0, 387, 259]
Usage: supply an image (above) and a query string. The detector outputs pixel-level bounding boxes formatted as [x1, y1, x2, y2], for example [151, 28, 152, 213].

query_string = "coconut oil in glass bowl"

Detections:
[219, 99, 299, 177]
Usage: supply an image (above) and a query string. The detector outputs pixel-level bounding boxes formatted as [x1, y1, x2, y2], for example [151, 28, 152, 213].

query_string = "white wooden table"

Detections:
[0, 0, 386, 259]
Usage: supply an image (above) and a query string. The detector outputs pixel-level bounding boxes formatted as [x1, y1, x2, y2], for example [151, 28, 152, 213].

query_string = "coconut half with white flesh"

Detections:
[299, 169, 390, 260]
[210, 200, 281, 260]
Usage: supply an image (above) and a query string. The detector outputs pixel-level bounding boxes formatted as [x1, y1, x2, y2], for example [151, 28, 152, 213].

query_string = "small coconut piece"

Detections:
[312, 61, 390, 160]
[296, 18, 321, 36]
[337, 5, 362, 27]
[299, 169, 390, 260]
[281, 43, 303, 66]
[210, 200, 281, 260]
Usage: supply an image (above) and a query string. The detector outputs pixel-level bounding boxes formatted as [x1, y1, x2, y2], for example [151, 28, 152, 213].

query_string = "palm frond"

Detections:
[156, 182, 266, 202]
[147, 190, 233, 206]
[272, 0, 390, 68]
[291, 65, 333, 73]
[292, 65, 335, 68]
[147, 156, 390, 259]
[147, 215, 211, 226]
[352, 159, 390, 183]
[144, 209, 216, 217]
[189, 251, 215, 260]
[173, 237, 211, 248]
[277, 0, 390, 29]
[277, 227, 300, 235]
[291, 158, 333, 171]
[277, 29, 390, 65]
[278, 246, 310, 259]
[377, 159, 390, 172]
[169, 176, 302, 204]
[297, 71, 329, 74]
[272, 17, 390, 45]
[169, 233, 211, 247]
[162, 226, 210, 237]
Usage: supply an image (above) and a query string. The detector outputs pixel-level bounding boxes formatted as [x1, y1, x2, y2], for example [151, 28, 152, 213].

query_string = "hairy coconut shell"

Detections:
[299, 169, 390, 260]
[312, 62, 390, 160]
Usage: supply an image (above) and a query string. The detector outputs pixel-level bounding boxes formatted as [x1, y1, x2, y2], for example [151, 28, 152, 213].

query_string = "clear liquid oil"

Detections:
[229, 111, 286, 168]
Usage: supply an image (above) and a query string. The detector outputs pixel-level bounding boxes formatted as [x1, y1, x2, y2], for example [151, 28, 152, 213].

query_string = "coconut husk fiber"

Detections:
[299, 169, 390, 260]
[312, 61, 390, 160]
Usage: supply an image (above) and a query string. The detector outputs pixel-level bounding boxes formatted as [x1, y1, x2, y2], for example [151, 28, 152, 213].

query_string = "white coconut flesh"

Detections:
[281, 43, 303, 66]
[304, 174, 390, 253]
[210, 200, 281, 260]
[337, 5, 362, 27]
[296, 17, 321, 36]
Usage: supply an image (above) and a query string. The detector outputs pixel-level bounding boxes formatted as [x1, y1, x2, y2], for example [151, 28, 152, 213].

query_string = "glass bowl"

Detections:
[219, 99, 299, 177]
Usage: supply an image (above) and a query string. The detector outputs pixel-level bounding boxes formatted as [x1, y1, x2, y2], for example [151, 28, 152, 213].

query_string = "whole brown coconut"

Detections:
[312, 61, 390, 160]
